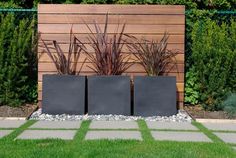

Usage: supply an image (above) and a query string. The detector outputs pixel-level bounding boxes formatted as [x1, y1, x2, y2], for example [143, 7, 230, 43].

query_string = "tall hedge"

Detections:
[0, 14, 37, 107]
[185, 19, 236, 110]
[1, 0, 235, 10]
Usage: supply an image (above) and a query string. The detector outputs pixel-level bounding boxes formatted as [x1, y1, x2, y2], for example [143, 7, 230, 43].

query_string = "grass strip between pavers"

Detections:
[150, 128, 201, 132]
[88, 128, 139, 131]
[192, 121, 225, 143]
[28, 128, 80, 130]
[209, 130, 236, 133]
[193, 122, 236, 154]
[228, 143, 236, 146]
[73, 120, 91, 142]
[0, 128, 16, 130]
[137, 119, 154, 141]
[3, 120, 37, 140]
[193, 121, 236, 150]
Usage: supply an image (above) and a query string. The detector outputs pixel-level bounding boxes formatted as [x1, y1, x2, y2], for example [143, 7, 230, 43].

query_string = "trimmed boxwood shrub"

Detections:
[0, 14, 37, 106]
[187, 19, 236, 110]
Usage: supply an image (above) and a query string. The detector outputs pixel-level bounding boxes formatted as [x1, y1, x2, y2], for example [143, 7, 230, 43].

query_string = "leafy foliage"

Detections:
[84, 14, 132, 75]
[184, 67, 200, 105]
[221, 93, 236, 118]
[127, 33, 178, 76]
[190, 19, 236, 110]
[30, 0, 236, 9]
[2, 0, 235, 10]
[0, 14, 37, 106]
[0, 1, 21, 8]
[40, 28, 86, 75]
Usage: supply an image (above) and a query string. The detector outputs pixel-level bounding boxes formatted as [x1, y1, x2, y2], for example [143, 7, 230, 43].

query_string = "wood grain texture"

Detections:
[39, 34, 184, 43]
[38, 62, 184, 72]
[38, 4, 185, 14]
[38, 43, 185, 53]
[38, 24, 184, 34]
[38, 14, 185, 25]
[38, 4, 185, 108]
[38, 53, 184, 63]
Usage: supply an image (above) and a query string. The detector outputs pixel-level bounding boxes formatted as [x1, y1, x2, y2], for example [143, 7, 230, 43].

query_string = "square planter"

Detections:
[134, 76, 177, 116]
[88, 76, 131, 115]
[42, 74, 85, 115]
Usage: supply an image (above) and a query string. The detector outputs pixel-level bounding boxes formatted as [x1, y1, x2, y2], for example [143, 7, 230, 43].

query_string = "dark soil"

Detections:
[0, 104, 37, 117]
[184, 105, 236, 119]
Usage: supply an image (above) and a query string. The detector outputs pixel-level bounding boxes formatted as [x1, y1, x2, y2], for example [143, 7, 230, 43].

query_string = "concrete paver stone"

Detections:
[151, 131, 212, 142]
[85, 130, 142, 140]
[89, 121, 139, 129]
[0, 120, 26, 128]
[17, 130, 77, 140]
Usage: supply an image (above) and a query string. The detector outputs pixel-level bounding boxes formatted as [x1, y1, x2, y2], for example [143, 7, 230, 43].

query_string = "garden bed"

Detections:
[184, 105, 236, 120]
[0, 104, 37, 118]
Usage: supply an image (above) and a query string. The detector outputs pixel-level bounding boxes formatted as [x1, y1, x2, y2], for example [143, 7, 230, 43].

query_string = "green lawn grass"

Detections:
[0, 120, 235, 158]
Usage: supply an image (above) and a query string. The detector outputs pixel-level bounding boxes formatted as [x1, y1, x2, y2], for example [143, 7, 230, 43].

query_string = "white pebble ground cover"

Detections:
[30, 109, 192, 122]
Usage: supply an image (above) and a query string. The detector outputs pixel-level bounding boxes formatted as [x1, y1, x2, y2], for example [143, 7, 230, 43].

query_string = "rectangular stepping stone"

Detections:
[85, 131, 142, 140]
[0, 130, 13, 138]
[17, 130, 76, 140]
[202, 123, 236, 131]
[29, 121, 81, 129]
[146, 121, 198, 130]
[151, 131, 212, 142]
[89, 121, 138, 129]
[0, 120, 26, 128]
[214, 132, 236, 144]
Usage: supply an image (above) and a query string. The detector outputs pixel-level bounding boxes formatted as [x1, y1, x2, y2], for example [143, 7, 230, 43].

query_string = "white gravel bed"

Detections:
[29, 109, 192, 122]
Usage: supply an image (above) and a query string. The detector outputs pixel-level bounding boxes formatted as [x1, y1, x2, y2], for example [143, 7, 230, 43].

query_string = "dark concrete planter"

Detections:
[134, 76, 177, 116]
[42, 74, 85, 115]
[88, 76, 131, 115]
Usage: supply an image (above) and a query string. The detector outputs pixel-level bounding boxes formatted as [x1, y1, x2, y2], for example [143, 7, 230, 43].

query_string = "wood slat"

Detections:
[177, 93, 184, 102]
[38, 72, 184, 82]
[38, 14, 185, 25]
[38, 62, 184, 73]
[39, 34, 184, 44]
[38, 24, 185, 34]
[38, 53, 184, 63]
[38, 4, 185, 14]
[38, 43, 185, 53]
[38, 4, 185, 105]
[178, 102, 184, 109]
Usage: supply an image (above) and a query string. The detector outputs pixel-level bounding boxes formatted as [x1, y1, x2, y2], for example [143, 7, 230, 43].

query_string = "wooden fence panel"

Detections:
[38, 4, 185, 108]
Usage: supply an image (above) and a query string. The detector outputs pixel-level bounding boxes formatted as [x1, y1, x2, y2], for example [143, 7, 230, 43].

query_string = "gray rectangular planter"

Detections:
[134, 76, 177, 116]
[42, 74, 85, 115]
[88, 76, 131, 115]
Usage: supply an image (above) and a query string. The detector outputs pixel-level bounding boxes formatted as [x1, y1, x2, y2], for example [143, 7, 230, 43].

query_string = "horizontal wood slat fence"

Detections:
[38, 4, 185, 108]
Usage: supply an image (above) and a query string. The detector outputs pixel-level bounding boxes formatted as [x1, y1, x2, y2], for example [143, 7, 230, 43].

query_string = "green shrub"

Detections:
[190, 19, 236, 110]
[0, 1, 21, 8]
[222, 93, 236, 118]
[0, 14, 37, 106]
[32, 0, 236, 9]
[184, 67, 200, 105]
